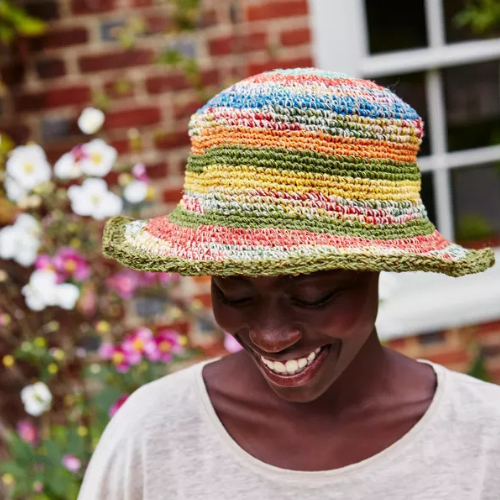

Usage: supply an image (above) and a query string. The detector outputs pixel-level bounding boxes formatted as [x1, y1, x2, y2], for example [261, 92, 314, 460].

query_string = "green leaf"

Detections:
[468, 350, 490, 382]
[15, 15, 45, 36]
[8, 432, 35, 466]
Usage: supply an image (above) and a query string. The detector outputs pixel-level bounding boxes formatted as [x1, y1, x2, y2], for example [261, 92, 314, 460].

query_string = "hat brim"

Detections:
[102, 214, 495, 278]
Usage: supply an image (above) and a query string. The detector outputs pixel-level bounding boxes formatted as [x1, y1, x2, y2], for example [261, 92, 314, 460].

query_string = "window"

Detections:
[452, 162, 500, 248]
[364, 0, 428, 54]
[444, 0, 500, 44]
[444, 60, 500, 151]
[310, 0, 500, 338]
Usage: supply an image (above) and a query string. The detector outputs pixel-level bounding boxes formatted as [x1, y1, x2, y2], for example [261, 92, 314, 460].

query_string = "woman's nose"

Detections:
[249, 326, 302, 353]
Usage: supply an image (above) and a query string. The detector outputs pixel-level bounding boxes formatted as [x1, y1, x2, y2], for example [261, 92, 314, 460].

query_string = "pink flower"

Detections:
[137, 271, 157, 287]
[53, 247, 89, 282]
[132, 163, 149, 182]
[17, 420, 38, 446]
[224, 333, 243, 353]
[122, 327, 154, 357]
[106, 270, 140, 299]
[98, 342, 115, 360]
[109, 394, 129, 418]
[62, 455, 81, 473]
[32, 481, 44, 493]
[35, 254, 55, 272]
[145, 329, 185, 363]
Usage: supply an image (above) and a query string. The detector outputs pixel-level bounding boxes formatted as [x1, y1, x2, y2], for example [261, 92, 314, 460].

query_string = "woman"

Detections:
[78, 68, 499, 499]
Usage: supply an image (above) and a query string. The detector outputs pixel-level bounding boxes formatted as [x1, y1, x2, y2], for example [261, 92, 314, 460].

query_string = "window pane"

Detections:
[364, 0, 428, 54]
[444, 0, 500, 44]
[444, 60, 500, 151]
[421, 171, 437, 227]
[452, 163, 500, 248]
[373, 72, 431, 156]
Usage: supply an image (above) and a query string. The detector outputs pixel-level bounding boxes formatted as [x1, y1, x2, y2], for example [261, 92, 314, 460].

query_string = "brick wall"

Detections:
[0, 0, 313, 219]
[1, 0, 500, 382]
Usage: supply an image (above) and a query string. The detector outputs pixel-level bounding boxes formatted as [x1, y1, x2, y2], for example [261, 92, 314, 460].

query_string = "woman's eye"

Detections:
[294, 291, 338, 308]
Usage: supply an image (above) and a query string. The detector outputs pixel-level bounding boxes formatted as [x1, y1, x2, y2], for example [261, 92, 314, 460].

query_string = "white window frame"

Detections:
[309, 0, 500, 340]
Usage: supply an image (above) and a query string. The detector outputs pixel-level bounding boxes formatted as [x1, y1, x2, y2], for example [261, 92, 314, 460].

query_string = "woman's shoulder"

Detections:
[112, 359, 209, 432]
[435, 362, 500, 422]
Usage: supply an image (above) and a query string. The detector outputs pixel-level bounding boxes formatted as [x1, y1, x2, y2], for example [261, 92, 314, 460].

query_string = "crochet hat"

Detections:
[102, 68, 495, 277]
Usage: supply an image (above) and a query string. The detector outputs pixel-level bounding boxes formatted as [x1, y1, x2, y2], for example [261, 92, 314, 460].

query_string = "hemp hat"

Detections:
[102, 68, 495, 277]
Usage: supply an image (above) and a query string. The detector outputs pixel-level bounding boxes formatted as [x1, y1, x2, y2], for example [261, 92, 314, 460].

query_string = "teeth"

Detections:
[274, 361, 286, 373]
[285, 359, 298, 375]
[298, 358, 307, 369]
[261, 347, 323, 376]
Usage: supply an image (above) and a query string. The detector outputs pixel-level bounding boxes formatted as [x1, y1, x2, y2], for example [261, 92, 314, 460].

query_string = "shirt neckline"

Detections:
[194, 357, 448, 483]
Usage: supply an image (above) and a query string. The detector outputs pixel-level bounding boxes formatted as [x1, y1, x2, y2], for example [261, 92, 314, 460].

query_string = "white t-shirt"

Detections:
[77, 359, 500, 500]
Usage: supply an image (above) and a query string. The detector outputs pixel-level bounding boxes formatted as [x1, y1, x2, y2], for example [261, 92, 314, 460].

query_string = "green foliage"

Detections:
[468, 349, 490, 381]
[455, 0, 500, 34]
[0, 0, 45, 45]
[169, 0, 201, 31]
[455, 213, 494, 242]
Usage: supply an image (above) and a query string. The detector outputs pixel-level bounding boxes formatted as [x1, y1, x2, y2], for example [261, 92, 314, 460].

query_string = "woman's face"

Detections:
[211, 270, 380, 403]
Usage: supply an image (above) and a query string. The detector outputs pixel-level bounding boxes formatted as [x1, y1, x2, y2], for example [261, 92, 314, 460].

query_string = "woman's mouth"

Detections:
[253, 345, 332, 387]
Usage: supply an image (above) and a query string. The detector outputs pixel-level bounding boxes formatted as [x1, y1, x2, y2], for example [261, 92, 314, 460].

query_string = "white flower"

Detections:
[0, 214, 41, 267]
[67, 178, 123, 220]
[21, 269, 80, 311]
[123, 180, 148, 204]
[55, 283, 80, 310]
[21, 382, 52, 416]
[6, 144, 51, 191]
[4, 176, 28, 202]
[78, 107, 105, 135]
[54, 152, 82, 179]
[80, 139, 117, 177]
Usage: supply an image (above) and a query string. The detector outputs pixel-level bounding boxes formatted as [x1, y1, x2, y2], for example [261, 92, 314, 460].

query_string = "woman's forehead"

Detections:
[214, 270, 364, 287]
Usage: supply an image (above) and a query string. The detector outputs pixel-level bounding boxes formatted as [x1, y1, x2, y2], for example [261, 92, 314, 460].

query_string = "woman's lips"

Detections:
[253, 345, 332, 388]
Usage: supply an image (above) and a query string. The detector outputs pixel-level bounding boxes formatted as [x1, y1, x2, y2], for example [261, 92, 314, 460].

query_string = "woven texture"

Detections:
[103, 68, 495, 277]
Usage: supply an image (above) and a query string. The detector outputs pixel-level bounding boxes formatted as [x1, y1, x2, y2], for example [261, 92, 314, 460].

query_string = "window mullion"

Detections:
[424, 0, 445, 47]
[425, 70, 454, 240]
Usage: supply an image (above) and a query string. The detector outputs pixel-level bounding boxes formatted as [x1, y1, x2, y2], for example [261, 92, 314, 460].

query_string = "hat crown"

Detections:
[179, 67, 429, 242]
[102, 68, 495, 278]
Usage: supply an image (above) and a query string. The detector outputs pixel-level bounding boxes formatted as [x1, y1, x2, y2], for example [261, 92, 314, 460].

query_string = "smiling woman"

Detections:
[79, 68, 500, 500]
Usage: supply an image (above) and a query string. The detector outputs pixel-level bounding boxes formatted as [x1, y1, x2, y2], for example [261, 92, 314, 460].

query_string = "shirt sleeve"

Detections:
[77, 395, 145, 500]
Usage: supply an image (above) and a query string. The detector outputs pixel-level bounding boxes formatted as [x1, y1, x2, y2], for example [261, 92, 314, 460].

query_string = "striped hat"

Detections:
[103, 68, 495, 277]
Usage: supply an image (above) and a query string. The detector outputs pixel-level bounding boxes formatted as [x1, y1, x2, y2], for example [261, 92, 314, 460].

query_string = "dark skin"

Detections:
[203, 269, 437, 471]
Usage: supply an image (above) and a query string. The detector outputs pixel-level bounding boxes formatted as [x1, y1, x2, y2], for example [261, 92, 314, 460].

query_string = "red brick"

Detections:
[246, 55, 314, 76]
[280, 27, 311, 46]
[174, 98, 204, 120]
[103, 106, 161, 130]
[44, 140, 82, 163]
[105, 170, 120, 186]
[154, 131, 190, 150]
[79, 49, 154, 73]
[194, 293, 212, 308]
[36, 58, 66, 79]
[209, 33, 268, 56]
[163, 187, 184, 203]
[246, 0, 308, 22]
[104, 79, 135, 99]
[146, 69, 219, 94]
[25, 0, 60, 20]
[146, 162, 169, 179]
[424, 349, 472, 366]
[386, 337, 411, 352]
[14, 85, 91, 113]
[109, 138, 130, 155]
[145, 14, 171, 34]
[0, 124, 31, 144]
[0, 62, 26, 86]
[477, 320, 500, 337]
[72, 0, 115, 15]
[30, 27, 89, 51]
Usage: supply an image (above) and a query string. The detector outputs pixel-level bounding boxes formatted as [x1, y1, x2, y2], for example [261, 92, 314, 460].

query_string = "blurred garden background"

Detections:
[0, 0, 499, 498]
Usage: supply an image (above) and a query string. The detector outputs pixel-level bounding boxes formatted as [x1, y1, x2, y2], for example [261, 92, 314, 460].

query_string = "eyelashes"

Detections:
[212, 284, 340, 309]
